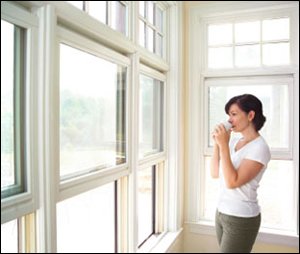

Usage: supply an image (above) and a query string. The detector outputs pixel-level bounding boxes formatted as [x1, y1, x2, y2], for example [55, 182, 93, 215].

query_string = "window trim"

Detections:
[187, 1, 299, 247]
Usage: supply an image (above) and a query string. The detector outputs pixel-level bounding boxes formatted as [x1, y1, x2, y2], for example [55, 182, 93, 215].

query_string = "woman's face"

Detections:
[227, 103, 252, 132]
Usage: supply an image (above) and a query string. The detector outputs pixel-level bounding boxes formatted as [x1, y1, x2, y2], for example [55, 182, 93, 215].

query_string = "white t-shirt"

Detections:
[217, 135, 271, 217]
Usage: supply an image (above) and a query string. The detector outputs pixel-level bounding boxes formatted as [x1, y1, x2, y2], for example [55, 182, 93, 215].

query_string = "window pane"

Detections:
[208, 83, 289, 149]
[67, 1, 83, 10]
[1, 219, 18, 253]
[263, 18, 289, 41]
[258, 160, 295, 232]
[1, 20, 26, 198]
[57, 182, 115, 252]
[139, 20, 146, 47]
[156, 33, 163, 57]
[60, 44, 126, 179]
[208, 24, 232, 46]
[137, 167, 153, 246]
[263, 42, 290, 66]
[156, 6, 163, 32]
[139, 75, 164, 158]
[1, 20, 15, 189]
[208, 47, 233, 69]
[139, 1, 145, 18]
[147, 1, 154, 25]
[147, 26, 154, 52]
[88, 1, 106, 24]
[203, 157, 219, 219]
[235, 45, 260, 67]
[235, 21, 260, 43]
[111, 1, 127, 35]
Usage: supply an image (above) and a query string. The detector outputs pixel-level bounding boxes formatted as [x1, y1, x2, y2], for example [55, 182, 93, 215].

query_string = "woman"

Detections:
[211, 94, 271, 253]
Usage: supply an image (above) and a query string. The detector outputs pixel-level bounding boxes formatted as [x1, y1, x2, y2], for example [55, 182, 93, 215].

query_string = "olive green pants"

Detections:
[215, 210, 261, 253]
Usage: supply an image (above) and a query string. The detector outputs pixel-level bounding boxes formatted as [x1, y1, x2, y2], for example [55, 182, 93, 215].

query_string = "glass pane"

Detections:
[67, 1, 83, 10]
[1, 20, 15, 189]
[147, 1, 154, 25]
[208, 82, 289, 149]
[137, 167, 153, 246]
[156, 33, 163, 57]
[147, 26, 154, 52]
[139, 1, 145, 17]
[57, 182, 115, 252]
[208, 47, 233, 69]
[139, 75, 164, 158]
[139, 20, 146, 47]
[111, 1, 127, 36]
[156, 6, 163, 32]
[88, 1, 107, 24]
[258, 160, 295, 232]
[60, 44, 126, 179]
[208, 23, 232, 46]
[1, 20, 26, 198]
[203, 157, 220, 220]
[235, 21, 260, 43]
[235, 45, 260, 67]
[263, 42, 290, 66]
[263, 18, 289, 41]
[1, 219, 18, 253]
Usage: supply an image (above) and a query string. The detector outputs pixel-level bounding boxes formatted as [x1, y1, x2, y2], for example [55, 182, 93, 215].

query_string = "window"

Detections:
[1, 219, 18, 253]
[1, 213, 36, 253]
[137, 166, 154, 246]
[57, 27, 129, 250]
[59, 43, 127, 180]
[206, 77, 291, 152]
[204, 14, 296, 234]
[203, 76, 295, 233]
[2, 1, 181, 253]
[207, 17, 290, 69]
[57, 182, 116, 252]
[137, 162, 165, 248]
[139, 1, 165, 57]
[137, 66, 166, 249]
[67, 1, 128, 36]
[1, 20, 26, 199]
[188, 2, 298, 244]
[139, 74, 164, 158]
[1, 1, 39, 232]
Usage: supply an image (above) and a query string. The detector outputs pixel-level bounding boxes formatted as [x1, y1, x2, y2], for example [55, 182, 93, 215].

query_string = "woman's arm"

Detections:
[210, 139, 220, 178]
[215, 124, 264, 188]
[219, 145, 263, 188]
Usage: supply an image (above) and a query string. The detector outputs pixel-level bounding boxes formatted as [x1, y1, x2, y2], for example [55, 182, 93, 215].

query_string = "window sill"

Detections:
[186, 221, 299, 248]
[137, 229, 183, 253]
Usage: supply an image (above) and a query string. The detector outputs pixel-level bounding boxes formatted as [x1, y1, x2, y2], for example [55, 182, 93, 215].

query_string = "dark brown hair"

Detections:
[225, 94, 266, 131]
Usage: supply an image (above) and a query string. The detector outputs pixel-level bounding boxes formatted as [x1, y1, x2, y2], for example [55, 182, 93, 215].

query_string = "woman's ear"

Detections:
[248, 110, 255, 121]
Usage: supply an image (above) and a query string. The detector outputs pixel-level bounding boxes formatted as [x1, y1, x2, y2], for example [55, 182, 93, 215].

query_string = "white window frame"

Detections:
[1, 1, 39, 225]
[187, 1, 299, 248]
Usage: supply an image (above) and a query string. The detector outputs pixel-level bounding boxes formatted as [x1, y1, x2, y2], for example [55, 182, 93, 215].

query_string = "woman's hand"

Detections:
[212, 124, 231, 148]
